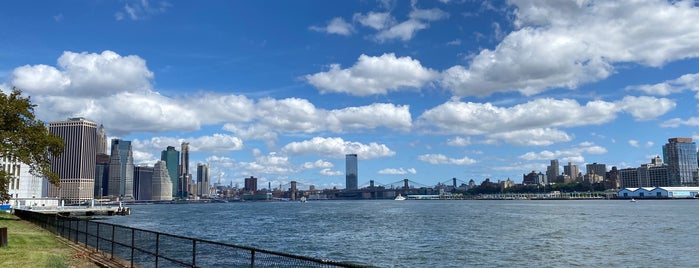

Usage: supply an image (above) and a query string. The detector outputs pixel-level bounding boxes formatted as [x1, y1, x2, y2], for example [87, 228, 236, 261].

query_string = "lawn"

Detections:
[0, 211, 97, 268]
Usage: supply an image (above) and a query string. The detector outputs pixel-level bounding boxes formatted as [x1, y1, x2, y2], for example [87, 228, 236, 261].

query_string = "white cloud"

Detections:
[378, 167, 417, 175]
[629, 140, 639, 148]
[418, 154, 476, 165]
[319, 168, 342, 176]
[282, 137, 395, 160]
[305, 53, 438, 96]
[441, 1, 699, 97]
[353, 12, 394, 30]
[627, 73, 699, 96]
[235, 150, 295, 176]
[310, 17, 355, 36]
[518, 142, 607, 163]
[661, 117, 699, 128]
[446, 136, 470, 147]
[375, 19, 427, 42]
[302, 160, 334, 169]
[132, 133, 243, 155]
[115, 0, 171, 21]
[487, 128, 572, 146]
[409, 7, 449, 21]
[617, 96, 676, 121]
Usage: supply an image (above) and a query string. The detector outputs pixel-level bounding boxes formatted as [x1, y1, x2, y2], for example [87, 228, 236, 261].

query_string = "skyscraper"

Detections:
[134, 165, 153, 200]
[48, 117, 98, 204]
[179, 142, 190, 198]
[108, 139, 134, 200]
[160, 146, 179, 198]
[196, 163, 209, 197]
[346, 154, 358, 190]
[663, 138, 699, 186]
[546, 159, 560, 184]
[151, 160, 173, 200]
[96, 124, 108, 155]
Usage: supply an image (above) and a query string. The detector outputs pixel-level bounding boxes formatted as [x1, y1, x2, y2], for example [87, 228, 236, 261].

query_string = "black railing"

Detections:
[13, 209, 371, 268]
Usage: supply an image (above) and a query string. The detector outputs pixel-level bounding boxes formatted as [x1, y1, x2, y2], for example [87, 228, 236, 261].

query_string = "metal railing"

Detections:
[13, 209, 371, 268]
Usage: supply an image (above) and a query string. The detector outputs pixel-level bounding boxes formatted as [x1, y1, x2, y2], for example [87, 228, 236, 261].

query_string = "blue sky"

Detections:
[2, 0, 699, 190]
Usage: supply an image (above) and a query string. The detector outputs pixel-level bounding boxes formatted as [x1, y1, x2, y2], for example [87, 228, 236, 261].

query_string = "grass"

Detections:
[0, 211, 97, 268]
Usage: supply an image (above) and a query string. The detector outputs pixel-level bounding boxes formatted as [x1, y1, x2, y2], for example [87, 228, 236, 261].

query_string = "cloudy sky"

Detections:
[2, 0, 699, 190]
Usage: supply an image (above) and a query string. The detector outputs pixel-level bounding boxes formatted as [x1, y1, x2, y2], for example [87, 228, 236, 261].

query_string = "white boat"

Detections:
[630, 198, 636, 202]
[394, 194, 406, 201]
[300, 196, 307, 203]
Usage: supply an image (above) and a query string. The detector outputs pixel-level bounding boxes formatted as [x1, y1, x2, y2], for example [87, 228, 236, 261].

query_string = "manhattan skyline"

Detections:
[2, 1, 699, 189]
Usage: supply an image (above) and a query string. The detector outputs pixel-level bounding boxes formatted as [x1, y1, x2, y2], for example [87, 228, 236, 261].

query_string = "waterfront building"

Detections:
[346, 154, 358, 190]
[196, 163, 210, 197]
[619, 167, 640, 188]
[564, 162, 581, 183]
[94, 153, 110, 198]
[618, 187, 699, 199]
[134, 165, 153, 200]
[546, 159, 560, 183]
[606, 166, 621, 189]
[108, 139, 134, 200]
[48, 117, 98, 204]
[1, 157, 46, 200]
[244, 176, 258, 193]
[662, 138, 699, 186]
[522, 171, 537, 185]
[151, 160, 173, 200]
[179, 142, 190, 198]
[160, 146, 179, 198]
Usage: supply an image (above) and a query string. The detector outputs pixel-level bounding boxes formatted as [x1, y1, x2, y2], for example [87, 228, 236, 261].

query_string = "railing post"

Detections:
[155, 233, 159, 268]
[192, 240, 197, 267]
[251, 249, 255, 268]
[96, 222, 100, 253]
[85, 220, 89, 247]
[111, 225, 115, 259]
[130, 228, 135, 268]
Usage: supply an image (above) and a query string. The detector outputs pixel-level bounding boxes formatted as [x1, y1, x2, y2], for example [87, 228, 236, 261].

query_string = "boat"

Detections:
[630, 198, 636, 202]
[394, 194, 406, 201]
[300, 196, 307, 203]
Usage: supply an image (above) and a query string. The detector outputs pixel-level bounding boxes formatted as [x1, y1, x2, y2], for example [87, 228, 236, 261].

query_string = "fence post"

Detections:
[251, 249, 255, 268]
[155, 233, 159, 268]
[111, 225, 115, 259]
[85, 220, 89, 247]
[0, 227, 7, 247]
[96, 222, 100, 253]
[131, 228, 135, 268]
[192, 240, 197, 267]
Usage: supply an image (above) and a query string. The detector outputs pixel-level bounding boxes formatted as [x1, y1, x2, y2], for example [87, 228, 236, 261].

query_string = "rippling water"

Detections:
[100, 199, 699, 267]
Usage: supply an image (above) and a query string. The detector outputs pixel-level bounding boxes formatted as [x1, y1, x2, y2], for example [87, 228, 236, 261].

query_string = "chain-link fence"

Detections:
[13, 209, 373, 268]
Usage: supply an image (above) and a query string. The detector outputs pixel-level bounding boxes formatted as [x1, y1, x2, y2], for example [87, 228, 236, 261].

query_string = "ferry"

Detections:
[394, 194, 406, 201]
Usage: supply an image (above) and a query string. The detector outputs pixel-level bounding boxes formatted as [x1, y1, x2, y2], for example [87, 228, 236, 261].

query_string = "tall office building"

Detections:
[663, 138, 699, 186]
[134, 165, 153, 200]
[48, 117, 98, 204]
[108, 139, 134, 200]
[179, 142, 190, 198]
[96, 124, 108, 155]
[546, 159, 560, 184]
[346, 154, 358, 190]
[197, 163, 210, 197]
[564, 162, 580, 183]
[94, 153, 110, 198]
[244, 176, 258, 193]
[151, 160, 173, 200]
[160, 146, 179, 198]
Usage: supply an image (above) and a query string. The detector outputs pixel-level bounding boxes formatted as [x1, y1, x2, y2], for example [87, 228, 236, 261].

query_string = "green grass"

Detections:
[0, 211, 96, 268]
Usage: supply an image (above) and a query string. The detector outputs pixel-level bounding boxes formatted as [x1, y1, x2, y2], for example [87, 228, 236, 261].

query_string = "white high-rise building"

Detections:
[151, 160, 173, 200]
[48, 117, 97, 204]
[1, 157, 46, 200]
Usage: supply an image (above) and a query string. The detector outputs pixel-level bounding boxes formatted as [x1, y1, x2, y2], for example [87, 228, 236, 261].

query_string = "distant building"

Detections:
[151, 160, 173, 200]
[160, 146, 179, 198]
[346, 154, 358, 190]
[564, 162, 581, 183]
[546, 160, 560, 183]
[108, 139, 134, 200]
[134, 165, 153, 200]
[619, 167, 640, 188]
[522, 171, 538, 185]
[244, 176, 258, 193]
[94, 153, 110, 197]
[48, 117, 98, 204]
[179, 142, 190, 198]
[96, 124, 108, 155]
[663, 138, 698, 186]
[196, 163, 209, 197]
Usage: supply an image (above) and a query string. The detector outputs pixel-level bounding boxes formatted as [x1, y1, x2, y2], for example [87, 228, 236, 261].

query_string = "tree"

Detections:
[0, 88, 64, 203]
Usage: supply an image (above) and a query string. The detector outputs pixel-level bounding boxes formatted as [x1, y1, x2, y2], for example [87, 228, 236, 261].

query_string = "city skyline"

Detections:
[3, 1, 699, 189]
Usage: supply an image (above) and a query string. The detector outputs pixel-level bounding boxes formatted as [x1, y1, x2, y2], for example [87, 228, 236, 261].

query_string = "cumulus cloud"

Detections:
[627, 73, 699, 96]
[132, 133, 243, 154]
[441, 1, 699, 97]
[446, 136, 470, 147]
[353, 12, 394, 30]
[309, 17, 355, 36]
[235, 150, 295, 176]
[518, 142, 607, 163]
[378, 167, 417, 175]
[352, 7, 448, 42]
[302, 160, 334, 169]
[417, 97, 675, 135]
[661, 117, 699, 128]
[629, 140, 640, 148]
[282, 137, 395, 160]
[305, 53, 438, 96]
[418, 154, 476, 165]
[320, 168, 342, 176]
[487, 128, 572, 146]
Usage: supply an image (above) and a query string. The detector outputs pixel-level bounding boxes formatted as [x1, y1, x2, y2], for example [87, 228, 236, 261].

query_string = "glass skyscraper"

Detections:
[160, 146, 179, 198]
[346, 154, 358, 190]
[663, 138, 698, 186]
[108, 139, 134, 200]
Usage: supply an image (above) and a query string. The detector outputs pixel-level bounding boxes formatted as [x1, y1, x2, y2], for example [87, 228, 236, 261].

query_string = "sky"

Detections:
[2, 0, 699, 190]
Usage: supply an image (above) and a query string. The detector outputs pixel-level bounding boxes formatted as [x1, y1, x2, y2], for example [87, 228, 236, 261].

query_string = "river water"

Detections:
[99, 199, 699, 267]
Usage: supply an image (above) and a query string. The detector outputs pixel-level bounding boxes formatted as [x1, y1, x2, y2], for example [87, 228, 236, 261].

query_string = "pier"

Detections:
[13, 205, 131, 217]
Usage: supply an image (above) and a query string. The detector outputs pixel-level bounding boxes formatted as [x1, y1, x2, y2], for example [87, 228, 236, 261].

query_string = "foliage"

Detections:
[0, 88, 64, 203]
